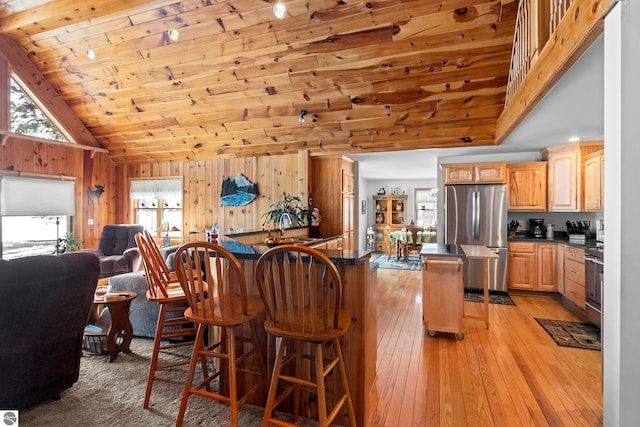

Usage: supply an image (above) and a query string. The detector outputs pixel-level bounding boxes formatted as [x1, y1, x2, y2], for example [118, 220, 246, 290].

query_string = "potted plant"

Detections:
[262, 193, 311, 230]
[56, 231, 83, 254]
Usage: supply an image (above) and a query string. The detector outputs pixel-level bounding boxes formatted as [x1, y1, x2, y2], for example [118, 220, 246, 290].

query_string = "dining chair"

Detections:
[173, 241, 267, 427]
[135, 230, 198, 409]
[255, 244, 356, 427]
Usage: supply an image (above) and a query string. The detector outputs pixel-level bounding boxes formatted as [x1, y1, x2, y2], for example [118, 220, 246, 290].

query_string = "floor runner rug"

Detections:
[372, 254, 421, 270]
[464, 290, 516, 305]
[535, 318, 601, 351]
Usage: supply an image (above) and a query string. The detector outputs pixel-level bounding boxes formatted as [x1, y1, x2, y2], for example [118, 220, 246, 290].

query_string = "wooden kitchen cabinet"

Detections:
[508, 242, 537, 290]
[508, 241, 557, 291]
[507, 162, 547, 211]
[584, 150, 604, 211]
[537, 244, 558, 291]
[442, 162, 507, 184]
[563, 246, 586, 309]
[542, 141, 603, 211]
[310, 156, 355, 250]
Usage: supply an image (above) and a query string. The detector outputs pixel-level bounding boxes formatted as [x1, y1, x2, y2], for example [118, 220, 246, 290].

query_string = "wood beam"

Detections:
[495, 0, 615, 144]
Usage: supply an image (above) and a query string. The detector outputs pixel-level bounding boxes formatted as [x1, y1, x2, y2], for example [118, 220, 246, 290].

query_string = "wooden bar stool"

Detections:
[135, 230, 198, 409]
[255, 245, 356, 427]
[174, 242, 267, 427]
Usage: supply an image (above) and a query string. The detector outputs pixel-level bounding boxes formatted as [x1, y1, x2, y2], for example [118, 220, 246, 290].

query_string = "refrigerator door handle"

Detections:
[473, 191, 479, 241]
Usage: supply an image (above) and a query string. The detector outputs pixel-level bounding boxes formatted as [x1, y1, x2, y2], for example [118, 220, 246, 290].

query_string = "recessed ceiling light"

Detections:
[568, 136, 581, 142]
[86, 49, 96, 60]
[273, 2, 287, 20]
[167, 28, 180, 42]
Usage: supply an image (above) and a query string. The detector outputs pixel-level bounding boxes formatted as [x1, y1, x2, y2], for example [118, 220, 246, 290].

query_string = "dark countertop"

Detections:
[508, 233, 601, 251]
[186, 232, 372, 266]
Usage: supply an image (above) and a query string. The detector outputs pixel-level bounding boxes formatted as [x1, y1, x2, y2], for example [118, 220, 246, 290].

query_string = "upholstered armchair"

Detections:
[0, 252, 100, 409]
[82, 224, 144, 278]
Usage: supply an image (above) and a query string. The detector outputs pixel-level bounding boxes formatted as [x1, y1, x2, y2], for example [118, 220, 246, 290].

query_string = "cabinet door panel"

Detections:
[548, 151, 579, 211]
[509, 252, 536, 290]
[507, 162, 547, 211]
[537, 244, 557, 291]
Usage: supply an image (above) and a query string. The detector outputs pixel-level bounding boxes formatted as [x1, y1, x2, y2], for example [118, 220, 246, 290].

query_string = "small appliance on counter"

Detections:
[596, 219, 604, 242]
[546, 224, 555, 239]
[529, 218, 545, 238]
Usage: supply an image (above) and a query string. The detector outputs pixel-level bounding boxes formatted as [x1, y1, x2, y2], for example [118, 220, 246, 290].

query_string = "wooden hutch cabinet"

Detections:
[372, 194, 407, 253]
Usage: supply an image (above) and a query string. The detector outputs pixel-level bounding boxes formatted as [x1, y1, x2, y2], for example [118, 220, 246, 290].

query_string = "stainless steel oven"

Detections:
[584, 247, 603, 328]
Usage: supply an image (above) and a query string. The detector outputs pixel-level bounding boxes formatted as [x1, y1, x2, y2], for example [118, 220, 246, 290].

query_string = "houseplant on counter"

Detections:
[261, 193, 311, 232]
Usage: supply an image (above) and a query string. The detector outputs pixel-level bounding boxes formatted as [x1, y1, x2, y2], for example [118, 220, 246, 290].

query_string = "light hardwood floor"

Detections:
[368, 267, 603, 427]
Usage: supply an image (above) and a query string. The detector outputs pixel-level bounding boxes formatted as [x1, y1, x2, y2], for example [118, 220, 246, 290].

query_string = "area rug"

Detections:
[464, 289, 516, 306]
[372, 254, 421, 270]
[20, 338, 322, 426]
[535, 318, 601, 351]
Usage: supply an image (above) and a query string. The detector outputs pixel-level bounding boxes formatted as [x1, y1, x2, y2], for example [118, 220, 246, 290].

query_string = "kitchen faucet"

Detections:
[279, 212, 292, 237]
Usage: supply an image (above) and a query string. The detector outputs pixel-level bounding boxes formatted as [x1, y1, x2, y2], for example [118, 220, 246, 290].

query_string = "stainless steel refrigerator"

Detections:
[444, 184, 508, 292]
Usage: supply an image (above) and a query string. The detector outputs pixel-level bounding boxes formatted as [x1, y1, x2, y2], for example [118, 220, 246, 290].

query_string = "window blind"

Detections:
[0, 176, 75, 216]
[130, 178, 182, 199]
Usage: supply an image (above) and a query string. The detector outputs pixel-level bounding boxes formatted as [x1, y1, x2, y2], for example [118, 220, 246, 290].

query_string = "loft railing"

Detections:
[505, 0, 575, 106]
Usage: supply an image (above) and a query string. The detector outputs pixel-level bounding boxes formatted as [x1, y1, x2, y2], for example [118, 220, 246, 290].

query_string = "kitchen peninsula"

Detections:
[189, 229, 376, 426]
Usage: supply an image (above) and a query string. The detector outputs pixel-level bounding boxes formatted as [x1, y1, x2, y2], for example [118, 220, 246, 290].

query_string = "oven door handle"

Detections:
[584, 255, 604, 266]
[584, 300, 602, 314]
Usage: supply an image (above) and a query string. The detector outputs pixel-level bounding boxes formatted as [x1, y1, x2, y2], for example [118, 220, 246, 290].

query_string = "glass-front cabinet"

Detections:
[372, 195, 407, 253]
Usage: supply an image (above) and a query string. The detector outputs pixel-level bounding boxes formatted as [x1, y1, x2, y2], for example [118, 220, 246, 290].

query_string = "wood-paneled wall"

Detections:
[1, 135, 309, 250]
[116, 150, 309, 237]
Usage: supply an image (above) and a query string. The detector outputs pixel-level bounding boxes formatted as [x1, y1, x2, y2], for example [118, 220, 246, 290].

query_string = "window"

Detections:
[10, 76, 68, 142]
[414, 188, 438, 228]
[0, 176, 76, 258]
[2, 216, 69, 259]
[130, 178, 183, 237]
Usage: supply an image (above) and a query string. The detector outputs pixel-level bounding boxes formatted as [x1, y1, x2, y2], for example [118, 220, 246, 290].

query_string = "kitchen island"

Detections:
[186, 231, 376, 426]
[420, 244, 498, 335]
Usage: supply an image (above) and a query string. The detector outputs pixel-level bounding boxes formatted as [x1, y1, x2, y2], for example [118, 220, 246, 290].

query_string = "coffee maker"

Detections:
[529, 218, 545, 238]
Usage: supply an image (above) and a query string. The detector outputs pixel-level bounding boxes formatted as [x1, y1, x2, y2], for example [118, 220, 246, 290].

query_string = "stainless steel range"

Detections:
[584, 246, 603, 328]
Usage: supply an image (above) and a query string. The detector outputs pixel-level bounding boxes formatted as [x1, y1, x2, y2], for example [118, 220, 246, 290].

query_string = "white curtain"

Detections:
[129, 178, 182, 199]
[0, 176, 75, 216]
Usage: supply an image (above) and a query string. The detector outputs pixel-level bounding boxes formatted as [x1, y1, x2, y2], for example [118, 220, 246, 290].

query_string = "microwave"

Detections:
[595, 219, 604, 242]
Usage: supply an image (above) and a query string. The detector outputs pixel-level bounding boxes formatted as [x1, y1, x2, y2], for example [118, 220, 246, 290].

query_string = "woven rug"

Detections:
[372, 254, 421, 270]
[20, 337, 322, 426]
[535, 318, 601, 351]
[464, 290, 516, 306]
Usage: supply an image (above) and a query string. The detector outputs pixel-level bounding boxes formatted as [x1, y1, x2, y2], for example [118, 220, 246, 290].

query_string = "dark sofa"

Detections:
[0, 252, 100, 409]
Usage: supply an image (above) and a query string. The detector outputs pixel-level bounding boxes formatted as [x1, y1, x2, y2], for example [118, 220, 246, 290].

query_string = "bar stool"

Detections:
[255, 244, 356, 427]
[174, 241, 267, 427]
[135, 230, 198, 409]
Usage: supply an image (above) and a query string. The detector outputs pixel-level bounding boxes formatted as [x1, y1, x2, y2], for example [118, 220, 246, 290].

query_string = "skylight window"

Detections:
[9, 76, 68, 142]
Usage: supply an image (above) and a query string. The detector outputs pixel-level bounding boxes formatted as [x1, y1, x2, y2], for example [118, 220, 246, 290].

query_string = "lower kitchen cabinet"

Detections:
[563, 246, 586, 309]
[508, 242, 537, 290]
[508, 241, 558, 291]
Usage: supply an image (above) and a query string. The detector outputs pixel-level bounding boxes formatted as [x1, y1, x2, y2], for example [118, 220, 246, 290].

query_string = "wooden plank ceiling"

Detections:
[0, 0, 517, 164]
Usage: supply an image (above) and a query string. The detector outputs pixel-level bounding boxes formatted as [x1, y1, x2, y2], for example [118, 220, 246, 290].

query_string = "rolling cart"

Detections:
[422, 256, 465, 340]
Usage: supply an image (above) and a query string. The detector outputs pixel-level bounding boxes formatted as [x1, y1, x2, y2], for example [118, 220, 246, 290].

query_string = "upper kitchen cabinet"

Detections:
[442, 162, 507, 185]
[542, 141, 604, 211]
[310, 156, 355, 250]
[507, 162, 547, 211]
[584, 150, 604, 211]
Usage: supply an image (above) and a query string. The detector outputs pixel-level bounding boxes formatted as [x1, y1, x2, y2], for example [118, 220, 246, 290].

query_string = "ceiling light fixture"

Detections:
[86, 49, 96, 60]
[568, 136, 581, 142]
[273, 2, 287, 20]
[167, 28, 180, 43]
[298, 109, 307, 124]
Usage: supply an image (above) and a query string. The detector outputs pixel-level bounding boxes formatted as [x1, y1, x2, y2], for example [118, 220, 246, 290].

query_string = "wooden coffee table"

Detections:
[86, 291, 137, 362]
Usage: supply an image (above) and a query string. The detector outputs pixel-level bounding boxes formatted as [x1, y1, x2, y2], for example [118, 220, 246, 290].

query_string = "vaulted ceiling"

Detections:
[0, 0, 517, 164]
